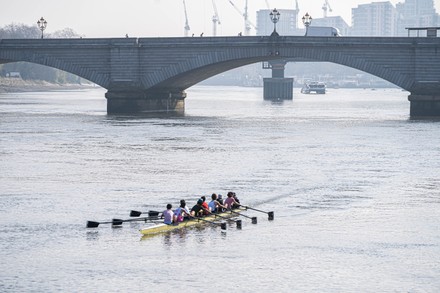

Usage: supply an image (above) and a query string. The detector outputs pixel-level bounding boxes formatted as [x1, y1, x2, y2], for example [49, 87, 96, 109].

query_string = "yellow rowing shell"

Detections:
[140, 208, 245, 236]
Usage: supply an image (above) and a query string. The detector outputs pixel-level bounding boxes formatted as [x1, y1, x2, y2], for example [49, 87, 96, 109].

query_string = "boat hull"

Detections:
[301, 82, 326, 94]
[140, 208, 244, 236]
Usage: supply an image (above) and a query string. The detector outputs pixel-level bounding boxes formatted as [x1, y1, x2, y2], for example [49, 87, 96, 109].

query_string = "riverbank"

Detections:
[0, 78, 97, 93]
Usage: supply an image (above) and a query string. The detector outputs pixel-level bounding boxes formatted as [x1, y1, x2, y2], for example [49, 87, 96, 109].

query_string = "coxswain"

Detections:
[163, 203, 176, 224]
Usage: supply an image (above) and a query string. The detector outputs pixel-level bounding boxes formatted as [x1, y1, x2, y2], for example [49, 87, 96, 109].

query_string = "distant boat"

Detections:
[301, 81, 326, 94]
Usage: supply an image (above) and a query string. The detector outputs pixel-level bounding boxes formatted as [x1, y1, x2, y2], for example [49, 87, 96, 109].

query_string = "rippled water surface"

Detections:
[1, 86, 439, 292]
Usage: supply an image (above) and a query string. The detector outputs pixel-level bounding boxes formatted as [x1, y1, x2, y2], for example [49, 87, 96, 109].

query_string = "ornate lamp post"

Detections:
[269, 8, 280, 37]
[37, 17, 47, 39]
[302, 13, 312, 36]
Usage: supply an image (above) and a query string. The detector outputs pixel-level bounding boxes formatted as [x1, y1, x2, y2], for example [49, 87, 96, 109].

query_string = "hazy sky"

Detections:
[1, 0, 439, 37]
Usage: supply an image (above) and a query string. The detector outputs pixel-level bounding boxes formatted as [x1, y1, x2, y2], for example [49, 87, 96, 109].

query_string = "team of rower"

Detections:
[162, 192, 241, 225]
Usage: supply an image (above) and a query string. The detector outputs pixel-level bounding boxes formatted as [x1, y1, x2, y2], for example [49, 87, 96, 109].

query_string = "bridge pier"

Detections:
[263, 78, 294, 100]
[408, 94, 440, 118]
[105, 91, 186, 114]
[263, 60, 293, 100]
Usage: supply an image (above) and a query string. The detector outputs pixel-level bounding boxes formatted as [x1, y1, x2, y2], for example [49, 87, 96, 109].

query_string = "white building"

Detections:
[396, 0, 439, 36]
[351, 1, 398, 36]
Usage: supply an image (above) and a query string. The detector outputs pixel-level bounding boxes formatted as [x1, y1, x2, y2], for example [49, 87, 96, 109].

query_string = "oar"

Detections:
[87, 216, 161, 228]
[129, 210, 161, 217]
[202, 208, 242, 228]
[190, 215, 226, 230]
[113, 216, 163, 224]
[240, 205, 274, 220]
[86, 218, 124, 228]
[227, 209, 257, 224]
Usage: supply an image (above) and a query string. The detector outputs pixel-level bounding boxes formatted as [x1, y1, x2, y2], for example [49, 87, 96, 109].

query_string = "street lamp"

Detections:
[37, 17, 47, 39]
[302, 12, 312, 36]
[269, 8, 280, 37]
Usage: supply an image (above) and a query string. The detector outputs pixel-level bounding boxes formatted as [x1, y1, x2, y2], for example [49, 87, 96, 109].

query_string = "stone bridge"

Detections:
[1, 36, 439, 117]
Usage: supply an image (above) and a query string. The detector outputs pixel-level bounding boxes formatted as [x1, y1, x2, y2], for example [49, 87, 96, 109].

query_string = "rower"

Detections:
[190, 199, 205, 217]
[224, 192, 240, 210]
[217, 194, 226, 212]
[232, 192, 240, 209]
[208, 193, 226, 213]
[163, 204, 176, 225]
[200, 196, 210, 215]
[174, 199, 191, 222]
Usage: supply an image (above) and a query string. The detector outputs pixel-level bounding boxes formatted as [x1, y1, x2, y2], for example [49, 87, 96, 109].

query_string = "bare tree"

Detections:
[0, 23, 84, 84]
[0, 23, 40, 39]
[50, 28, 83, 38]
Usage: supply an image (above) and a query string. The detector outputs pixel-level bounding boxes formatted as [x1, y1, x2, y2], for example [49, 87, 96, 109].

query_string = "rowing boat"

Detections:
[140, 207, 246, 236]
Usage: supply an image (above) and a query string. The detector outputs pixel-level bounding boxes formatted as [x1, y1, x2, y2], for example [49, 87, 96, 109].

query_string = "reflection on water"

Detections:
[1, 87, 440, 292]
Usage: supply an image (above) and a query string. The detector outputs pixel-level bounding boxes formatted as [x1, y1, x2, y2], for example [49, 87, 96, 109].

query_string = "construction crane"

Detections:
[244, 0, 250, 35]
[322, 0, 333, 18]
[212, 0, 221, 36]
[228, 0, 256, 36]
[183, 0, 190, 37]
[265, 0, 270, 9]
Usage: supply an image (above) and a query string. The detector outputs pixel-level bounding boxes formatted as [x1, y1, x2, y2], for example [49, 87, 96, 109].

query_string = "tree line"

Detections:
[0, 23, 86, 84]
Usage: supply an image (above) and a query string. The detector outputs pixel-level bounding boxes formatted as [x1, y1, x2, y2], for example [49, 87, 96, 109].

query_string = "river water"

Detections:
[0, 86, 439, 292]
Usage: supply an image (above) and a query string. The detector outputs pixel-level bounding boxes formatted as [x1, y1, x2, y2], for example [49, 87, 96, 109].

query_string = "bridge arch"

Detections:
[0, 39, 115, 88]
[137, 36, 421, 94]
[150, 55, 401, 93]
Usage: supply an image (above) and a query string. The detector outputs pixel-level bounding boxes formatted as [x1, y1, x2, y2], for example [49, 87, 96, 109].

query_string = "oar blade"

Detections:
[112, 219, 124, 226]
[268, 211, 274, 220]
[130, 210, 142, 217]
[86, 221, 100, 228]
[148, 211, 160, 217]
